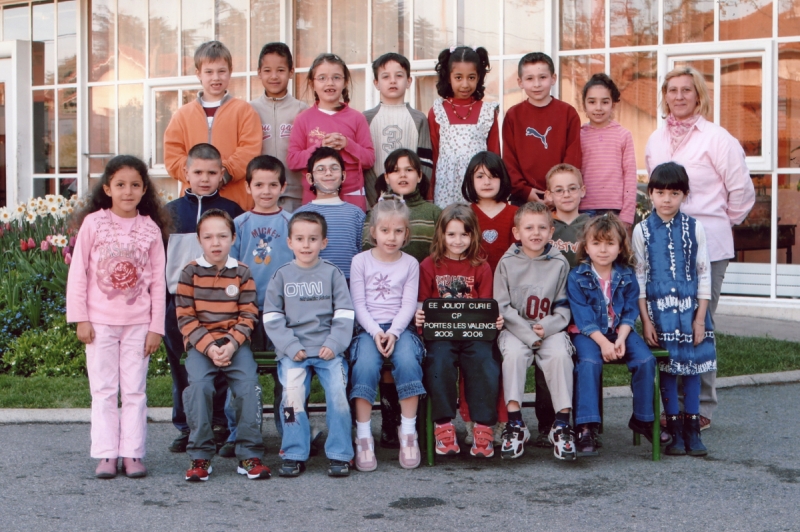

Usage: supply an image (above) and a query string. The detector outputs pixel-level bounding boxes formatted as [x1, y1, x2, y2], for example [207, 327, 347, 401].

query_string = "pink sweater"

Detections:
[66, 209, 167, 334]
[286, 103, 375, 211]
[645, 116, 755, 262]
[579, 121, 638, 224]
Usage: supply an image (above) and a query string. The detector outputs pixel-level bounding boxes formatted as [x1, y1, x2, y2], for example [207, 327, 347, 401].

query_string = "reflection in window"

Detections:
[372, 0, 409, 58]
[559, 54, 604, 110]
[155, 90, 178, 166]
[119, 84, 144, 159]
[560, 0, 605, 50]
[89, 0, 116, 82]
[415, 75, 437, 116]
[216, 0, 248, 73]
[182, 0, 213, 76]
[119, 0, 147, 80]
[348, 69, 366, 112]
[32, 1, 55, 86]
[779, 43, 800, 168]
[504, 0, 544, 55]
[611, 52, 657, 170]
[664, 0, 714, 44]
[610, 0, 657, 47]
[776, 175, 800, 276]
[779, 0, 800, 37]
[502, 59, 525, 114]
[332, 0, 368, 65]
[59, 88, 78, 173]
[4, 4, 30, 41]
[414, 0, 454, 61]
[721, 57, 763, 157]
[33, 89, 55, 174]
[462, 1, 498, 52]
[295, 0, 327, 69]
[732, 174, 772, 266]
[58, 0, 77, 84]
[250, 0, 281, 71]
[720, 0, 771, 41]
[89, 85, 115, 173]
[150, 0, 179, 78]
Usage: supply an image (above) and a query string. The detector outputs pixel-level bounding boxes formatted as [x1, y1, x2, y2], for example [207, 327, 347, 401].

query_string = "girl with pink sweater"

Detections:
[66, 156, 169, 479]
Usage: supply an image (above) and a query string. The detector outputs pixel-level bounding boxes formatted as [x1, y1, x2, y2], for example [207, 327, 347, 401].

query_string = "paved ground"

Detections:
[714, 314, 800, 343]
[1, 383, 798, 531]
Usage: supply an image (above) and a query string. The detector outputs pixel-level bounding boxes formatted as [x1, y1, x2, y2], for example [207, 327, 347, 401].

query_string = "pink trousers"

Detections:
[85, 323, 150, 459]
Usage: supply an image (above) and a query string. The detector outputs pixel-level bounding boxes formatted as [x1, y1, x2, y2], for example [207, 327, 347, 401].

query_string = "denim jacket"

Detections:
[567, 261, 640, 337]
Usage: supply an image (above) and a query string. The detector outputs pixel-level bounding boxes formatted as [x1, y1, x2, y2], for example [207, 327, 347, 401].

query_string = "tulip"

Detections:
[64, 252, 72, 265]
[27, 237, 35, 249]
[62, 245, 70, 257]
[69, 236, 76, 248]
[19, 239, 27, 251]
[40, 240, 49, 251]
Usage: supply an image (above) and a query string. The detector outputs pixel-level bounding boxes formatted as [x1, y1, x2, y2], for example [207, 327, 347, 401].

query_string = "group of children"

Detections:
[64, 39, 715, 481]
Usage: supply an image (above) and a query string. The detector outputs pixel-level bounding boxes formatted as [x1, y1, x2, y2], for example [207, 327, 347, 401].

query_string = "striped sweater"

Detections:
[295, 199, 365, 278]
[175, 255, 258, 355]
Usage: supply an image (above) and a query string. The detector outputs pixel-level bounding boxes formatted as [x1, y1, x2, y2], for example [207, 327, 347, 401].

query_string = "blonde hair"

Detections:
[194, 41, 233, 71]
[545, 163, 583, 190]
[513, 201, 551, 228]
[660, 66, 711, 119]
[367, 196, 410, 247]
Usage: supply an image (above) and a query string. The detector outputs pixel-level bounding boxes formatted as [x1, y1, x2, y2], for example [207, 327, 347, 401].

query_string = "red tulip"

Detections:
[62, 246, 70, 257]
[64, 252, 72, 265]
[40, 240, 50, 251]
[27, 237, 35, 249]
[19, 239, 27, 251]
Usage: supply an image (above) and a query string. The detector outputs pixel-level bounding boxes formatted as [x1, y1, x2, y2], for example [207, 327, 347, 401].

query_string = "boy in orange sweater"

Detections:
[164, 41, 262, 211]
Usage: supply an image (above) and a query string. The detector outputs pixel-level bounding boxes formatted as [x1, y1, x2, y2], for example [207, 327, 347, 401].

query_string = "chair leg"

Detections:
[425, 396, 435, 467]
[652, 369, 661, 462]
[598, 368, 604, 435]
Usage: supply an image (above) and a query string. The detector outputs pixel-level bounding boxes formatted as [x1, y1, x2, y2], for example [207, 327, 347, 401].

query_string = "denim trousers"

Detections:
[349, 324, 426, 404]
[572, 331, 655, 426]
[278, 356, 353, 462]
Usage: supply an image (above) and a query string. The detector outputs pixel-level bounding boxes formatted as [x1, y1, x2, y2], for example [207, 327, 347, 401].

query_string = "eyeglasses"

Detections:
[550, 185, 581, 197]
[314, 75, 344, 83]
[312, 164, 342, 175]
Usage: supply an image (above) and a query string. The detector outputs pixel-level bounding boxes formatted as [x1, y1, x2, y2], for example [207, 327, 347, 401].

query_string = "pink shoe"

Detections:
[355, 437, 377, 472]
[397, 429, 421, 469]
[122, 457, 147, 478]
[95, 458, 118, 479]
[471, 423, 495, 458]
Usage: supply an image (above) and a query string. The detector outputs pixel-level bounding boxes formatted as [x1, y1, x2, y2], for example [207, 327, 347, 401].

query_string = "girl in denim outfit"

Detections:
[349, 197, 426, 470]
[566, 214, 656, 456]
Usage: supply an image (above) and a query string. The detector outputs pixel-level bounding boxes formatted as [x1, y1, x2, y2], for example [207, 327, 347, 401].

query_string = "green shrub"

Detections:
[4, 316, 86, 377]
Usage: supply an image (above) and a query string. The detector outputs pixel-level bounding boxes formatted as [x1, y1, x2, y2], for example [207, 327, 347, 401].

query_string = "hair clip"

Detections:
[378, 193, 405, 204]
[450, 46, 457, 53]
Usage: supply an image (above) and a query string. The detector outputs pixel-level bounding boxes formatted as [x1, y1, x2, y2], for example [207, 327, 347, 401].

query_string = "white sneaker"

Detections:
[500, 421, 530, 460]
[548, 422, 577, 461]
[463, 421, 475, 446]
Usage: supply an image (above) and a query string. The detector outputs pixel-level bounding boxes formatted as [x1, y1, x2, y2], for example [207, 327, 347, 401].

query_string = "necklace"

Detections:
[447, 99, 476, 121]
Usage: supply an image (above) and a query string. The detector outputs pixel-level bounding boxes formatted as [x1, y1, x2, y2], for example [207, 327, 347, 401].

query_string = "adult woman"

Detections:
[645, 67, 755, 430]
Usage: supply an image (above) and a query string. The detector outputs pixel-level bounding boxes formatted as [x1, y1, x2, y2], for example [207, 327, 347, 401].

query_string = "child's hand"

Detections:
[495, 315, 504, 331]
[641, 320, 659, 347]
[613, 336, 627, 360]
[76, 322, 95, 344]
[322, 133, 347, 150]
[692, 320, 706, 346]
[219, 343, 236, 364]
[527, 188, 546, 203]
[293, 350, 307, 362]
[414, 309, 426, 327]
[374, 332, 397, 358]
[319, 347, 335, 360]
[144, 332, 162, 357]
[600, 340, 618, 362]
[532, 324, 545, 338]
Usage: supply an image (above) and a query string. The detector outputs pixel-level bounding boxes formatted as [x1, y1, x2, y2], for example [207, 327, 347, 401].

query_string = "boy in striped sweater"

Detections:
[177, 209, 270, 482]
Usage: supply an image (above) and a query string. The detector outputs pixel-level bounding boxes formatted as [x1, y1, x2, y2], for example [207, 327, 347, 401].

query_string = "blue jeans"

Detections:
[278, 356, 353, 462]
[349, 324, 425, 403]
[572, 331, 655, 426]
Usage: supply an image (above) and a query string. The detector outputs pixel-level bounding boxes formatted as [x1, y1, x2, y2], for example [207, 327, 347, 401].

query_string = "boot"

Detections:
[379, 381, 401, 449]
[684, 413, 708, 457]
[664, 414, 686, 456]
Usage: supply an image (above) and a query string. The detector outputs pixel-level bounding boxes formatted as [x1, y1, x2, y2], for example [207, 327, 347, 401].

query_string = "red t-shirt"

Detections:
[418, 255, 493, 301]
[471, 203, 517, 273]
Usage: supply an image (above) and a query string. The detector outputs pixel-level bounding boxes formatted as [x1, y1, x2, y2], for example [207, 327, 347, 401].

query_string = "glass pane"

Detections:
[215, 0, 247, 73]
[250, 0, 281, 71]
[502, 59, 525, 114]
[777, 175, 800, 270]
[119, 84, 144, 158]
[182, 0, 213, 76]
[504, 0, 544, 55]
[33, 178, 56, 198]
[559, 54, 605, 110]
[610, 52, 657, 171]
[4, 5, 30, 41]
[483, 60, 500, 105]
[414, 75, 437, 116]
[228, 76, 247, 100]
[664, 0, 714, 44]
[610, 0, 657, 47]
[89, 0, 115, 82]
[57, 0, 77, 84]
[32, 89, 55, 174]
[295, 0, 327, 69]
[348, 69, 366, 112]
[150, 0, 179, 78]
[372, 0, 409, 58]
[779, 44, 800, 168]
[89, 85, 115, 173]
[673, 59, 714, 122]
[560, 0, 605, 51]
[414, 0, 454, 61]
[731, 174, 772, 269]
[720, 0, 772, 41]
[32, 1, 55, 86]
[294, 71, 314, 106]
[779, 0, 800, 36]
[332, 0, 368, 65]
[721, 57, 762, 157]
[59, 87, 77, 173]
[59, 177, 77, 198]
[151, 176, 181, 200]
[119, 0, 147, 80]
[155, 90, 179, 166]
[251, 75, 264, 100]
[182, 88, 199, 105]
[463, 0, 498, 52]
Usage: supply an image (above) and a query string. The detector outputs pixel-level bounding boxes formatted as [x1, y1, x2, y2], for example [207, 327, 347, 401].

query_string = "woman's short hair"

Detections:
[660, 66, 712, 119]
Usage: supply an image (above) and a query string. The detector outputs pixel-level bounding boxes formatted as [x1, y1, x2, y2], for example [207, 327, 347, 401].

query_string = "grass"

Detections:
[1, 333, 799, 408]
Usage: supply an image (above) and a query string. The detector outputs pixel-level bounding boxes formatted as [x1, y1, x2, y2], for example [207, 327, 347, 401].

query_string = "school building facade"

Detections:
[0, 0, 798, 315]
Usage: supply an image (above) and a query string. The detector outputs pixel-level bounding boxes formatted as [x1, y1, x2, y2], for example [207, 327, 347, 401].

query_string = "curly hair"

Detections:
[575, 212, 634, 267]
[435, 46, 491, 101]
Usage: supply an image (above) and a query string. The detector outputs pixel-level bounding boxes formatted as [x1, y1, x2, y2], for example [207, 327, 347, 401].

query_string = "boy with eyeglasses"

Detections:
[546, 164, 590, 269]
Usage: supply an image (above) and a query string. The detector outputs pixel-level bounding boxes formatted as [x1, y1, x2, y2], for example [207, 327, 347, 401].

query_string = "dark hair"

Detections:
[306, 146, 345, 174]
[194, 40, 232, 71]
[289, 210, 327, 238]
[376, 148, 430, 199]
[372, 52, 411, 80]
[514, 201, 551, 228]
[306, 53, 352, 108]
[72, 155, 172, 242]
[461, 151, 512, 203]
[435, 46, 491, 101]
[582, 72, 621, 105]
[247, 155, 286, 186]
[257, 42, 294, 71]
[576, 213, 633, 267]
[186, 143, 222, 167]
[196, 208, 235, 236]
[430, 204, 484, 267]
[648, 162, 690, 195]
[517, 52, 555, 77]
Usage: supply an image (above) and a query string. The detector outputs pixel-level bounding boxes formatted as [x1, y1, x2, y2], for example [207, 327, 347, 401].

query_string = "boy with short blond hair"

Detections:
[494, 201, 576, 461]
[164, 40, 262, 211]
[546, 163, 591, 269]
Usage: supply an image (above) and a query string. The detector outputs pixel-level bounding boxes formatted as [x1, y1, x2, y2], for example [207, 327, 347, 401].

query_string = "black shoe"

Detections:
[575, 426, 599, 457]
[533, 430, 551, 448]
[327, 459, 351, 477]
[218, 441, 236, 458]
[212, 425, 230, 452]
[278, 459, 306, 478]
[380, 426, 401, 449]
[684, 414, 708, 457]
[665, 414, 687, 456]
[628, 415, 673, 446]
[168, 431, 190, 453]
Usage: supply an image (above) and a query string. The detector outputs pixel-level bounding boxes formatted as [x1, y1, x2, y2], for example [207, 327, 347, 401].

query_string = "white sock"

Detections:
[401, 415, 417, 435]
[356, 420, 372, 440]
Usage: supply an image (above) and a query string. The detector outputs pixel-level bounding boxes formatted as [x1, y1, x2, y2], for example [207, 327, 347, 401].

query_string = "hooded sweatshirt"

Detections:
[493, 242, 571, 348]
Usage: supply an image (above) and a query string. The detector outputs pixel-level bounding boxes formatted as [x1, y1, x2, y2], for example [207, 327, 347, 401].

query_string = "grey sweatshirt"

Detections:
[493, 243, 571, 348]
[262, 259, 354, 360]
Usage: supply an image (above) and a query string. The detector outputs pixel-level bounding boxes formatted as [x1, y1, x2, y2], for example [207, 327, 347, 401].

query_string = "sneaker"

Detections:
[575, 427, 599, 457]
[470, 423, 495, 458]
[218, 441, 236, 458]
[463, 421, 475, 446]
[500, 421, 530, 460]
[95, 458, 118, 479]
[328, 459, 351, 477]
[278, 459, 305, 478]
[548, 422, 577, 461]
[122, 457, 147, 478]
[434, 422, 460, 456]
[237, 458, 271, 479]
[699, 415, 711, 431]
[533, 430, 551, 448]
[185, 459, 212, 481]
[493, 422, 506, 447]
[168, 430, 190, 453]
[397, 429, 421, 469]
[355, 437, 378, 472]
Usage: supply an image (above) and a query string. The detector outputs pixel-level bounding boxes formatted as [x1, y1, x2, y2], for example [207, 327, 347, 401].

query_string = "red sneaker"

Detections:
[237, 458, 271, 480]
[434, 422, 460, 456]
[470, 423, 495, 458]
[185, 459, 212, 482]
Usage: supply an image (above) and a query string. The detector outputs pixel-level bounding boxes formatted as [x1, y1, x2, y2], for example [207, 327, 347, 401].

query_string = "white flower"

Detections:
[48, 204, 60, 216]
[45, 194, 58, 205]
[52, 234, 68, 247]
[59, 206, 70, 217]
[0, 208, 11, 222]
[165, 193, 175, 201]
[25, 211, 36, 223]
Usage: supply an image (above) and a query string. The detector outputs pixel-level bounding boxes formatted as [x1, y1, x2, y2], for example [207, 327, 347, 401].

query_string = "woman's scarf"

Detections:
[666, 113, 701, 154]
